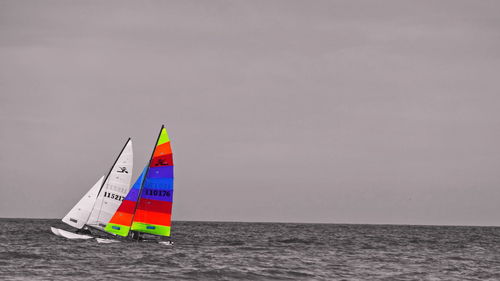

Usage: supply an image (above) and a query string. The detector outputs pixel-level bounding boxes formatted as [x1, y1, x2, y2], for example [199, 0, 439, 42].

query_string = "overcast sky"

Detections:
[1, 0, 499, 225]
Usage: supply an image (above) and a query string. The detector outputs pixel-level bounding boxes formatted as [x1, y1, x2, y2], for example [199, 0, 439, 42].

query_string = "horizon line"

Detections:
[1, 217, 499, 228]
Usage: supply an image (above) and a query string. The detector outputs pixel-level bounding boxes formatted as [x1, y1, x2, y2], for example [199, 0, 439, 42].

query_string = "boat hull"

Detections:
[50, 227, 93, 239]
[95, 238, 120, 243]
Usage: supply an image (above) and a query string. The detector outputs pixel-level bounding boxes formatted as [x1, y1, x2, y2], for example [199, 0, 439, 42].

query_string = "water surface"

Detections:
[1, 219, 499, 280]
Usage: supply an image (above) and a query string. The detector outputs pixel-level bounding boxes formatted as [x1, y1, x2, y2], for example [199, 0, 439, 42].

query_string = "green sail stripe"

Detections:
[131, 222, 171, 236]
[157, 128, 170, 145]
[104, 223, 131, 237]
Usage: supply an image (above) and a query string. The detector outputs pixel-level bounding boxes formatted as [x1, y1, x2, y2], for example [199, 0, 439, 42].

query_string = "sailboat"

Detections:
[104, 125, 174, 244]
[51, 138, 133, 239]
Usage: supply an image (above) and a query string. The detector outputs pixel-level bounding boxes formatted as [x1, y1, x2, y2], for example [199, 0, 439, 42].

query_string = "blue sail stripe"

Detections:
[147, 166, 173, 179]
[143, 178, 174, 190]
[123, 167, 147, 201]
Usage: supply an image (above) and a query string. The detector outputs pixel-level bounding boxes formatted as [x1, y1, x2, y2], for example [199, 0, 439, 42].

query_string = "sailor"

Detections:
[76, 226, 92, 235]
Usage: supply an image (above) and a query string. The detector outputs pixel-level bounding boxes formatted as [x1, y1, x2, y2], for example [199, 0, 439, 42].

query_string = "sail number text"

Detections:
[103, 192, 124, 201]
[143, 189, 171, 197]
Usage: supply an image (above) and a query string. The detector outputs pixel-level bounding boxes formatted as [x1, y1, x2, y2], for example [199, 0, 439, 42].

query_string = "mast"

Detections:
[129, 125, 165, 237]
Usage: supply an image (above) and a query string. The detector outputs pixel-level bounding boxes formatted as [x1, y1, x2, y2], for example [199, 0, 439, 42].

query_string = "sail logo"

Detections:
[155, 159, 168, 166]
[117, 167, 128, 173]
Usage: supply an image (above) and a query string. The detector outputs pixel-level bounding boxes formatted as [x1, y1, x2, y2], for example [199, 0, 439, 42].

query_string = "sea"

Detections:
[0, 219, 499, 280]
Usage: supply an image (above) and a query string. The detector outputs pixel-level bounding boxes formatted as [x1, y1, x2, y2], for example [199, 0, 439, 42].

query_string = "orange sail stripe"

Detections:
[152, 142, 172, 158]
[108, 211, 134, 225]
[133, 209, 171, 226]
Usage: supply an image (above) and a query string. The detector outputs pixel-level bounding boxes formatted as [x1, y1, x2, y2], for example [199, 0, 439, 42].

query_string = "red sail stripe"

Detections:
[150, 154, 174, 167]
[114, 200, 137, 214]
[133, 209, 171, 226]
[136, 199, 172, 214]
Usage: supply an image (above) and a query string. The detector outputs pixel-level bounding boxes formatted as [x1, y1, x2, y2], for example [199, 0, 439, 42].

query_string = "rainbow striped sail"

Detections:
[104, 167, 146, 236]
[105, 125, 174, 238]
[131, 126, 173, 236]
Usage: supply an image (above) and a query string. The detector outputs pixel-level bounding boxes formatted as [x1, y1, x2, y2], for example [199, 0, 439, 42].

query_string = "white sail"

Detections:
[87, 139, 133, 230]
[61, 176, 104, 229]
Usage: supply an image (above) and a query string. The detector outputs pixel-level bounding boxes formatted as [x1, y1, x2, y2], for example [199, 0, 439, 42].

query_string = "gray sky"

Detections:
[1, 0, 500, 225]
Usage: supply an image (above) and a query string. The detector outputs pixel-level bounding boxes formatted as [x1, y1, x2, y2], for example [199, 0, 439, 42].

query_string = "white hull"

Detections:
[50, 227, 61, 236]
[95, 238, 120, 243]
[50, 227, 93, 240]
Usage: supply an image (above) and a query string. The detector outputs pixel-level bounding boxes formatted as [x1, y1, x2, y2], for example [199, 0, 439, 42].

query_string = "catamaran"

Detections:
[104, 125, 174, 244]
[51, 126, 174, 244]
[51, 138, 133, 239]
